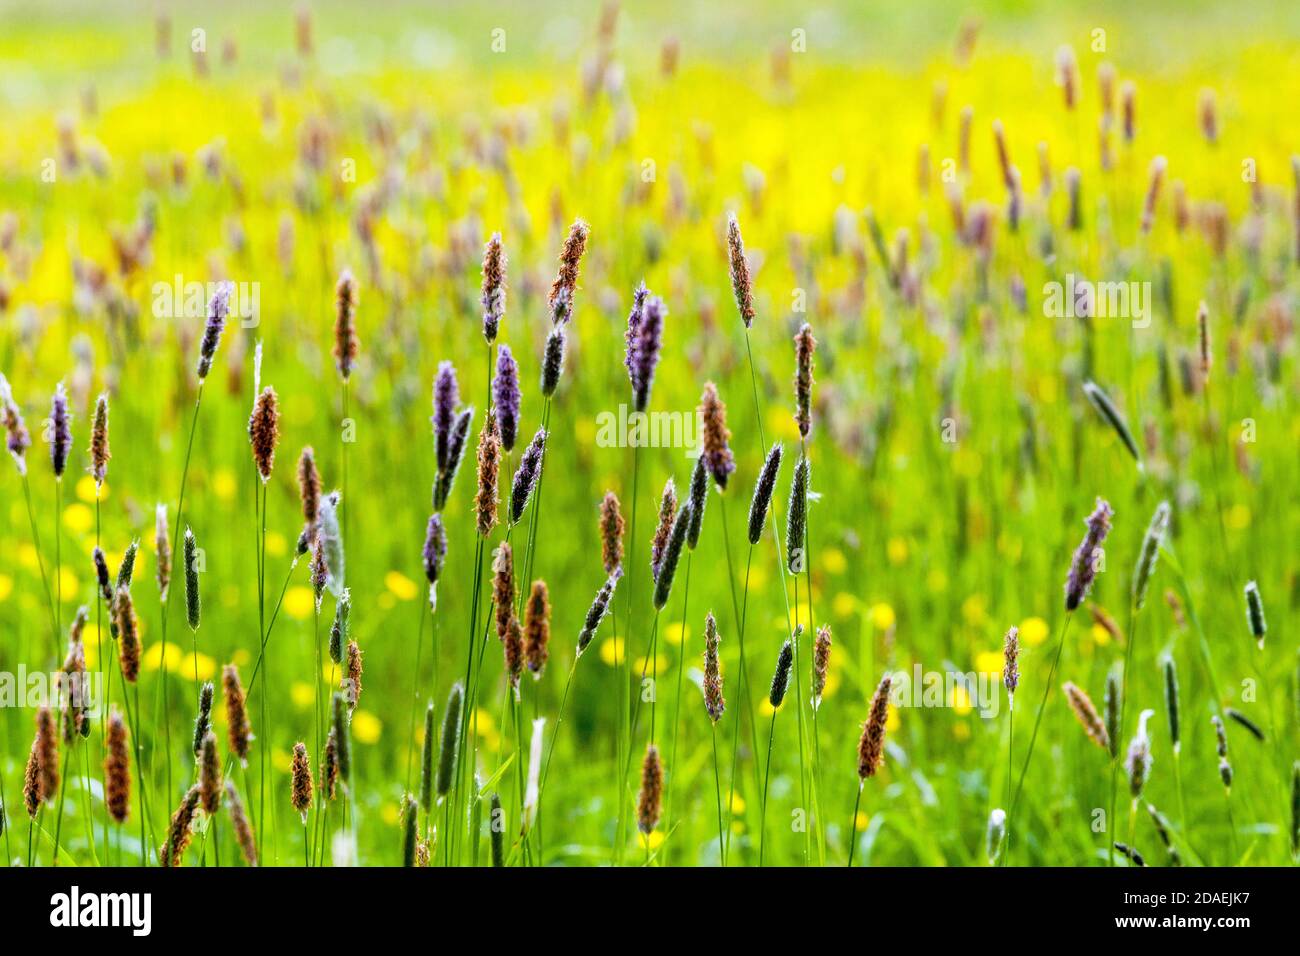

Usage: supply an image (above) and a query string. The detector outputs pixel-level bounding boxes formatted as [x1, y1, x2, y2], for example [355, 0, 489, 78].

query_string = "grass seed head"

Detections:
[726, 213, 755, 328]
[199, 730, 221, 815]
[160, 785, 201, 867]
[0, 373, 31, 475]
[858, 674, 892, 778]
[699, 381, 736, 490]
[812, 625, 831, 709]
[1132, 501, 1170, 610]
[599, 490, 625, 575]
[578, 570, 621, 655]
[540, 326, 566, 397]
[686, 453, 709, 549]
[225, 781, 257, 865]
[155, 504, 172, 599]
[636, 744, 664, 834]
[703, 611, 725, 722]
[747, 443, 783, 544]
[1244, 580, 1266, 647]
[333, 268, 359, 380]
[549, 220, 589, 324]
[115, 586, 140, 682]
[793, 323, 816, 437]
[475, 412, 501, 537]
[89, 392, 109, 485]
[480, 232, 506, 343]
[105, 707, 130, 823]
[493, 345, 521, 453]
[193, 681, 214, 757]
[524, 580, 551, 677]
[509, 427, 547, 525]
[183, 526, 201, 630]
[650, 478, 678, 580]
[769, 636, 795, 708]
[436, 682, 463, 797]
[248, 385, 279, 483]
[49, 382, 71, 478]
[1064, 497, 1113, 611]
[195, 282, 231, 380]
[223, 664, 252, 764]
[652, 499, 691, 610]
[785, 454, 808, 573]
[1063, 680, 1109, 751]
[291, 741, 314, 822]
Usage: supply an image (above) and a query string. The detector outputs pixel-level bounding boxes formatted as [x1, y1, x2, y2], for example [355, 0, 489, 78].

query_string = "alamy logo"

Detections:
[152, 275, 260, 327]
[50, 886, 152, 936]
[1043, 273, 1151, 328]
[595, 404, 702, 456]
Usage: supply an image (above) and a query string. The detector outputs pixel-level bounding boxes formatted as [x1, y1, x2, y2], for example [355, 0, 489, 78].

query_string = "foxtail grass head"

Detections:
[652, 500, 691, 610]
[636, 744, 664, 834]
[226, 781, 257, 865]
[291, 742, 314, 822]
[105, 707, 130, 823]
[1125, 709, 1155, 798]
[1064, 497, 1113, 611]
[577, 570, 621, 655]
[196, 281, 231, 380]
[492, 542, 514, 641]
[423, 513, 447, 609]
[600, 491, 625, 575]
[812, 625, 831, 709]
[785, 454, 809, 573]
[686, 454, 709, 550]
[858, 675, 892, 778]
[436, 683, 462, 797]
[769, 635, 795, 708]
[0, 373, 31, 475]
[89, 392, 109, 486]
[1002, 626, 1020, 704]
[748, 443, 783, 545]
[627, 290, 666, 413]
[160, 785, 201, 867]
[334, 268, 359, 380]
[49, 382, 71, 478]
[223, 664, 252, 766]
[1244, 580, 1266, 648]
[184, 527, 202, 630]
[1082, 380, 1141, 468]
[986, 808, 1006, 865]
[549, 220, 589, 325]
[481, 232, 506, 343]
[115, 585, 140, 682]
[475, 412, 501, 537]
[248, 385, 279, 483]
[193, 681, 214, 757]
[699, 382, 736, 490]
[524, 580, 551, 677]
[1063, 681, 1109, 751]
[793, 323, 816, 438]
[493, 345, 521, 453]
[726, 213, 755, 328]
[703, 611, 725, 722]
[199, 730, 222, 815]
[509, 427, 547, 525]
[650, 478, 677, 580]
[297, 447, 321, 552]
[318, 490, 345, 595]
[1132, 501, 1170, 611]
[155, 504, 172, 599]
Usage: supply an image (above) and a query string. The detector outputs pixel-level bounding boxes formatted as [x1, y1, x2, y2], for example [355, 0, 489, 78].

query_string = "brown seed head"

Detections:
[105, 707, 131, 823]
[345, 639, 363, 711]
[524, 580, 551, 676]
[857, 675, 892, 779]
[650, 478, 677, 581]
[703, 611, 725, 722]
[155, 504, 171, 599]
[503, 615, 524, 697]
[794, 323, 816, 438]
[812, 625, 832, 707]
[1064, 681, 1110, 750]
[223, 664, 252, 764]
[492, 542, 514, 641]
[89, 392, 110, 486]
[699, 382, 736, 490]
[321, 728, 340, 801]
[1002, 625, 1020, 700]
[199, 730, 222, 815]
[475, 412, 501, 537]
[291, 741, 314, 821]
[298, 445, 321, 530]
[548, 220, 589, 324]
[334, 268, 359, 379]
[726, 214, 755, 328]
[115, 586, 140, 682]
[599, 491, 625, 575]
[225, 781, 257, 865]
[636, 743, 664, 834]
[248, 386, 279, 483]
[160, 785, 201, 867]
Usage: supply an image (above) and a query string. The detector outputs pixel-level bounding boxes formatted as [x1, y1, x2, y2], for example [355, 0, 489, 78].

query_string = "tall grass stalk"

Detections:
[615, 443, 640, 862]
[1008, 611, 1074, 860]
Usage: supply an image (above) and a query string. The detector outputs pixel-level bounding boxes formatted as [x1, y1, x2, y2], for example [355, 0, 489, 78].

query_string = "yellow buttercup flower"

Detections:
[75, 474, 103, 503]
[664, 621, 689, 646]
[1019, 616, 1049, 647]
[352, 710, 382, 744]
[599, 635, 625, 666]
[975, 650, 1003, 676]
[284, 586, 316, 620]
[887, 537, 909, 565]
[63, 502, 94, 535]
[213, 468, 238, 502]
[822, 547, 847, 574]
[870, 602, 896, 631]
[386, 570, 418, 601]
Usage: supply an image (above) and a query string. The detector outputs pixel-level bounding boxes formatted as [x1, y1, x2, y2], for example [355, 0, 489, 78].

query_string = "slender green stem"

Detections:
[21, 473, 57, 657]
[710, 722, 725, 866]
[1007, 611, 1074, 861]
[847, 782, 864, 867]
[758, 710, 777, 866]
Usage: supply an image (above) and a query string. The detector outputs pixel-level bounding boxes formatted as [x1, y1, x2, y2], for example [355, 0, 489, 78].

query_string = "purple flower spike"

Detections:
[493, 344, 521, 453]
[433, 361, 459, 474]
